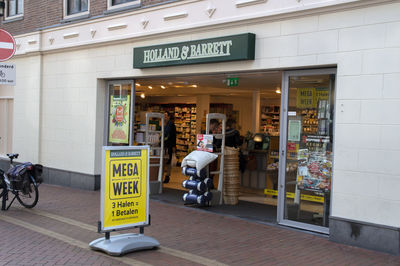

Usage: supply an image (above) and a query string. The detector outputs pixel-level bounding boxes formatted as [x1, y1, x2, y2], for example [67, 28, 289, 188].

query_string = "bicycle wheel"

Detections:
[16, 179, 39, 208]
[0, 179, 6, 210]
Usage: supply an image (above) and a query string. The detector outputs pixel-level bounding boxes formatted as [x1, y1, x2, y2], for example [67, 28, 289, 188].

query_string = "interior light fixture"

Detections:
[275, 87, 281, 94]
[191, 85, 198, 88]
[161, 85, 166, 89]
[148, 86, 152, 89]
[140, 93, 145, 99]
[135, 83, 141, 86]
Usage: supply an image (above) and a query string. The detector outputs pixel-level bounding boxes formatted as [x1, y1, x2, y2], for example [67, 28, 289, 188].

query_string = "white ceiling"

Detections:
[135, 71, 283, 99]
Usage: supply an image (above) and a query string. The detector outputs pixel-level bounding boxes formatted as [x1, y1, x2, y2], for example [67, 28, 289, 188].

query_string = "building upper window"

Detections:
[5, 0, 24, 19]
[64, 0, 89, 19]
[108, 0, 140, 11]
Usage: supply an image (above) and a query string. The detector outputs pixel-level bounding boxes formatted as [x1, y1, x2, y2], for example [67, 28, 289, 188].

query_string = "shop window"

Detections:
[107, 0, 140, 11]
[5, 0, 23, 20]
[64, 0, 89, 18]
[0, 99, 13, 155]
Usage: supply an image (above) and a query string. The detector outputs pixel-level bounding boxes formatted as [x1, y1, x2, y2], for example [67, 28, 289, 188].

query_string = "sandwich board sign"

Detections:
[89, 146, 159, 256]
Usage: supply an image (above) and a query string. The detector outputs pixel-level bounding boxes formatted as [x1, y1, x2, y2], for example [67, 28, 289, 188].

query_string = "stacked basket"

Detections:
[223, 147, 240, 205]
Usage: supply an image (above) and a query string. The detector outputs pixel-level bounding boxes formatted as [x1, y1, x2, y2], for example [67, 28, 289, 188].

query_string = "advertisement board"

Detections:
[101, 146, 149, 232]
[108, 95, 130, 144]
[196, 134, 213, 152]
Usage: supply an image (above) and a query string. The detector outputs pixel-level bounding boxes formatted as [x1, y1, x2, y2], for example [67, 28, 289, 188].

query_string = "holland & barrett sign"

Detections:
[133, 33, 255, 68]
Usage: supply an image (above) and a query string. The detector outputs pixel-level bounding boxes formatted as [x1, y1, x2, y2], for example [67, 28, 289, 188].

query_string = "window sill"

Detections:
[104, 3, 141, 15]
[61, 13, 90, 23]
[2, 15, 24, 24]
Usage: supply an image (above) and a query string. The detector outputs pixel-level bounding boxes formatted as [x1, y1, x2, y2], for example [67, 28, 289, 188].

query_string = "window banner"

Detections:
[108, 95, 130, 144]
[297, 88, 329, 108]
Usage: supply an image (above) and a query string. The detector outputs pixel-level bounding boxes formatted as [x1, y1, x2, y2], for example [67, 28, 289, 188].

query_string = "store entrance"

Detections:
[133, 71, 283, 218]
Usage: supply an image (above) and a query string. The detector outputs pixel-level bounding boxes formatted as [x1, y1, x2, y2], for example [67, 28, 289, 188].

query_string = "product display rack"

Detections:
[174, 106, 196, 164]
[301, 108, 319, 134]
[134, 103, 197, 164]
[260, 105, 280, 136]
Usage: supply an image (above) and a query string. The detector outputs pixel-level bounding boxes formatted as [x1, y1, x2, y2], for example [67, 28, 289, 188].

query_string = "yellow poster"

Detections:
[297, 88, 315, 108]
[108, 95, 130, 144]
[315, 88, 329, 102]
[297, 88, 329, 108]
[102, 147, 149, 231]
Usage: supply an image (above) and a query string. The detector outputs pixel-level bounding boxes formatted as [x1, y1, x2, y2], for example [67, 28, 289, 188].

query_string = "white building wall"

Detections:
[41, 50, 99, 174]
[9, 0, 400, 227]
[10, 55, 41, 163]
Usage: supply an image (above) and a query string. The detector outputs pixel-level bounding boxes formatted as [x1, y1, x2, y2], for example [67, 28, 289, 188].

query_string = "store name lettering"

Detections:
[143, 40, 233, 64]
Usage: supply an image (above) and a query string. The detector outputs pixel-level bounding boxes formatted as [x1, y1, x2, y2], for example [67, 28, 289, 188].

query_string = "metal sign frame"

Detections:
[100, 145, 150, 232]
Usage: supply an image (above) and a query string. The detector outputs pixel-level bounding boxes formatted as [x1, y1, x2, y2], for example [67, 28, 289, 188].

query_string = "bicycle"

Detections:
[0, 153, 43, 210]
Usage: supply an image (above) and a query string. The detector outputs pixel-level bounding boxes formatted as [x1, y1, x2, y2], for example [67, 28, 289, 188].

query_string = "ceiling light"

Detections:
[161, 85, 166, 89]
[275, 88, 281, 94]
[140, 93, 145, 99]
[148, 86, 152, 89]
[135, 83, 141, 86]
[191, 85, 198, 88]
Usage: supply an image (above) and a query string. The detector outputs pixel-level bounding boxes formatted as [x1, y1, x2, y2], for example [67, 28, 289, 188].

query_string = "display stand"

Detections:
[206, 113, 226, 205]
[145, 113, 164, 194]
[90, 146, 159, 256]
[181, 167, 213, 206]
[89, 228, 159, 256]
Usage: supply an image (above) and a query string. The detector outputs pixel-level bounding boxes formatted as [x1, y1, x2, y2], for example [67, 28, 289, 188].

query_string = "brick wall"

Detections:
[0, 0, 180, 36]
[1, 0, 62, 36]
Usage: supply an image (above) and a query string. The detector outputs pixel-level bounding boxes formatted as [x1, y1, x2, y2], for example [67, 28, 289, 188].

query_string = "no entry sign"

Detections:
[0, 29, 16, 62]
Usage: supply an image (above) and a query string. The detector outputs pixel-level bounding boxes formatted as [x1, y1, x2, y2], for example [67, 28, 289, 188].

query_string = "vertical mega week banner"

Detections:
[108, 95, 130, 144]
[101, 146, 149, 231]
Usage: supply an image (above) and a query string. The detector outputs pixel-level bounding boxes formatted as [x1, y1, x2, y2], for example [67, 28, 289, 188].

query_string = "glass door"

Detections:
[106, 81, 135, 146]
[278, 69, 336, 233]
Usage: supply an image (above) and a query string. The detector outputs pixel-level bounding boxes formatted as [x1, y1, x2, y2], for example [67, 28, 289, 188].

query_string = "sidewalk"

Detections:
[0, 184, 398, 266]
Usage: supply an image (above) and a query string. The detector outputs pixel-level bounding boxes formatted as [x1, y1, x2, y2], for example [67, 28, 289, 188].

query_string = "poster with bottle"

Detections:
[109, 95, 130, 144]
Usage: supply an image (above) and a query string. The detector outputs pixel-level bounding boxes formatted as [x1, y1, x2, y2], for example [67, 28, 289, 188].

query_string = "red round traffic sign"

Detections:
[0, 29, 16, 62]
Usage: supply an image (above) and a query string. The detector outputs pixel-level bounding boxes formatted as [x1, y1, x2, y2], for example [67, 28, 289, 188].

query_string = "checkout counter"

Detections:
[241, 135, 280, 192]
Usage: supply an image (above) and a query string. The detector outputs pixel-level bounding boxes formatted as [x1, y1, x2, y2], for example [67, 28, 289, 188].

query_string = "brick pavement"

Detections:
[0, 184, 399, 265]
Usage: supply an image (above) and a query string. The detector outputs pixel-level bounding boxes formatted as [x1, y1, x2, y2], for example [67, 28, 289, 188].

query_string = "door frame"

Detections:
[277, 68, 337, 234]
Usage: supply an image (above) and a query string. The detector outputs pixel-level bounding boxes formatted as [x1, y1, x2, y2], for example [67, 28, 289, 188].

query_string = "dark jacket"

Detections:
[225, 129, 242, 148]
[164, 120, 176, 148]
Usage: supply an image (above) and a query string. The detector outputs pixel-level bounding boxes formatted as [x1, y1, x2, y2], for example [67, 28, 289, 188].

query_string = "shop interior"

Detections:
[133, 71, 283, 206]
[108, 70, 334, 226]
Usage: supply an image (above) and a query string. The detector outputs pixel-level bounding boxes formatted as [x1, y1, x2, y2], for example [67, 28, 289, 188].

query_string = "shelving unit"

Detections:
[134, 103, 197, 164]
[260, 105, 280, 136]
[300, 108, 318, 134]
[174, 106, 196, 164]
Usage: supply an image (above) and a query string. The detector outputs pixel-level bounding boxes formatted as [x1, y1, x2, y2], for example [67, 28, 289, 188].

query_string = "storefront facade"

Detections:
[1, 0, 399, 255]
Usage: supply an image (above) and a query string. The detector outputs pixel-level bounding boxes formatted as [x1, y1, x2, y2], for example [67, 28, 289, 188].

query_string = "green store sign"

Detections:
[133, 33, 256, 68]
